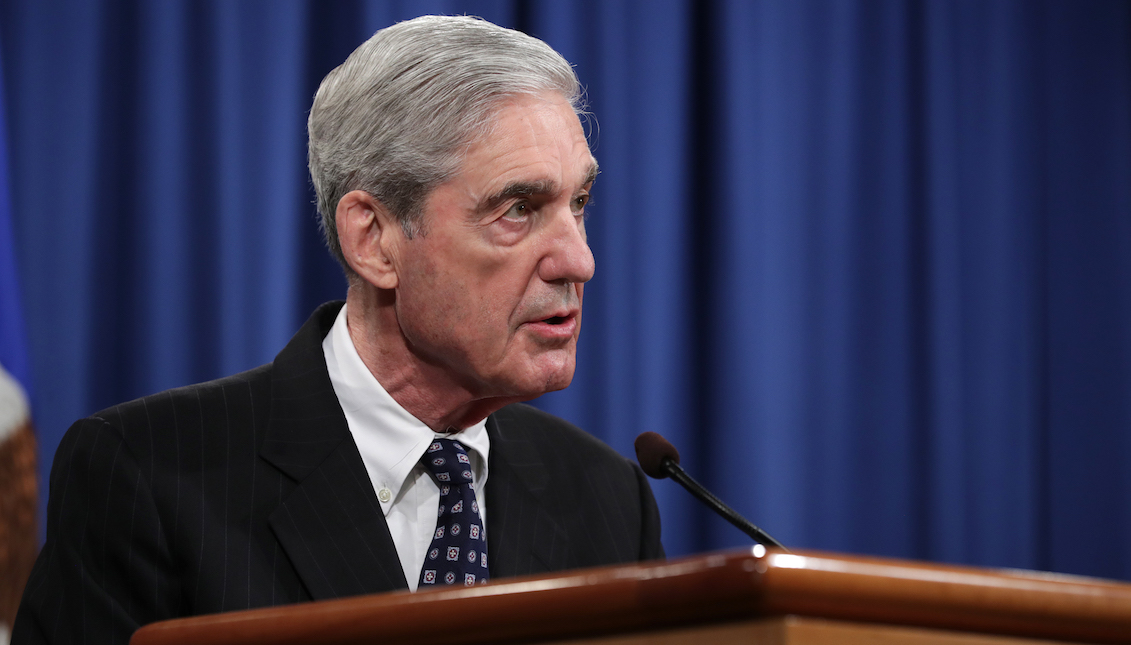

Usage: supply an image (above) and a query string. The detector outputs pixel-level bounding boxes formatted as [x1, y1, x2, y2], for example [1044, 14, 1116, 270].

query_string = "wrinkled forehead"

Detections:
[463, 92, 595, 178]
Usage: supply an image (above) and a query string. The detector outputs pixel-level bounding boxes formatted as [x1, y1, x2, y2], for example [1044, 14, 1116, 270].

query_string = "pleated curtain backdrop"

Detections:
[2, 0, 1128, 579]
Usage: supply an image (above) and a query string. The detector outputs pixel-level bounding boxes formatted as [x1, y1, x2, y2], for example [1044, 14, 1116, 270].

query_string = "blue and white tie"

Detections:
[418, 438, 489, 587]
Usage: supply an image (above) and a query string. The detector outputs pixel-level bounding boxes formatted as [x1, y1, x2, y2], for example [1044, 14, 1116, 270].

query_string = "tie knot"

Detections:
[422, 438, 475, 486]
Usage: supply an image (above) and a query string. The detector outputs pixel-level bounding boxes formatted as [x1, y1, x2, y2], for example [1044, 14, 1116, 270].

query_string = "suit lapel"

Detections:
[260, 303, 408, 599]
[486, 411, 571, 577]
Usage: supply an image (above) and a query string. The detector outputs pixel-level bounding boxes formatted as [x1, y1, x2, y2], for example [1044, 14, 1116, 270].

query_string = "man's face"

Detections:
[391, 92, 596, 400]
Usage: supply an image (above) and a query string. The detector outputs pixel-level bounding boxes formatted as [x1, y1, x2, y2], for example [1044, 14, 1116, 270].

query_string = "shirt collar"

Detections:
[322, 304, 489, 511]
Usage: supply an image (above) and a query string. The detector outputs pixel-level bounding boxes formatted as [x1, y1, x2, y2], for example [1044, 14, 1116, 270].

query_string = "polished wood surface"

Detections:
[548, 616, 1088, 645]
[130, 549, 1131, 645]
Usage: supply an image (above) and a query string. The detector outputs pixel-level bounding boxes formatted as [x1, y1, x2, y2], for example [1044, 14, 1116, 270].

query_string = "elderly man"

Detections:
[14, 15, 663, 645]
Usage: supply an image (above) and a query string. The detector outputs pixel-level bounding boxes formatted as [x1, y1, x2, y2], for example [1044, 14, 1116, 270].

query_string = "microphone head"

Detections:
[634, 432, 680, 479]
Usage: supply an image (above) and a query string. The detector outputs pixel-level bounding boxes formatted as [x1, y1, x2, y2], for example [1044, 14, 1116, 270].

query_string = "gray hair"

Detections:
[308, 15, 584, 275]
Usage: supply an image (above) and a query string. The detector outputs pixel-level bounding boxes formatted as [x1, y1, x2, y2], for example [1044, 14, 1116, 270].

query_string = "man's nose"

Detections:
[539, 206, 595, 284]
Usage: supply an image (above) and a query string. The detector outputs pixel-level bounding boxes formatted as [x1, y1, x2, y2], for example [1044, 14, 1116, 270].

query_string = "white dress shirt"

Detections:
[322, 304, 489, 591]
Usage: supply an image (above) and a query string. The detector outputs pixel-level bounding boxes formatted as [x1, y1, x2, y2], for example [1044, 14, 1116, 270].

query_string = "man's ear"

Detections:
[336, 190, 402, 290]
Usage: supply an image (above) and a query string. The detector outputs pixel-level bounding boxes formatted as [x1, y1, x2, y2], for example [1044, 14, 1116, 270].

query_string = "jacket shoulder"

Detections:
[91, 363, 273, 424]
[82, 363, 269, 439]
[491, 403, 623, 460]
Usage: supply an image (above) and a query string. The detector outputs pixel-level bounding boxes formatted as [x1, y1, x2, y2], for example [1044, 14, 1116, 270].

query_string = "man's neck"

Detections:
[344, 286, 522, 432]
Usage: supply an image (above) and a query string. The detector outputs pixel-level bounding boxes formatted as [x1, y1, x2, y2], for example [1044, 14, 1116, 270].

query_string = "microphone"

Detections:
[634, 431, 787, 550]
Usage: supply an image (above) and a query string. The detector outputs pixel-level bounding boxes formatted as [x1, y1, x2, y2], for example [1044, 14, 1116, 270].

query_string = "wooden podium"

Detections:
[130, 548, 1131, 645]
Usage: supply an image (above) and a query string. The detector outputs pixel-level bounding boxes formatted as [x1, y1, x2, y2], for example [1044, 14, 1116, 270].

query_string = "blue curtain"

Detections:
[2, 0, 1129, 580]
[0, 35, 32, 397]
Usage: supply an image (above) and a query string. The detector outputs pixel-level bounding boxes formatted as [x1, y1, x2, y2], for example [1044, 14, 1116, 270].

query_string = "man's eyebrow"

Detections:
[582, 161, 599, 186]
[479, 179, 559, 214]
[477, 161, 600, 214]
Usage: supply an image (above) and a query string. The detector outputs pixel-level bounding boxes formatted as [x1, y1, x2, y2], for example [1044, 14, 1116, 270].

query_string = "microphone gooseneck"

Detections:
[633, 432, 787, 550]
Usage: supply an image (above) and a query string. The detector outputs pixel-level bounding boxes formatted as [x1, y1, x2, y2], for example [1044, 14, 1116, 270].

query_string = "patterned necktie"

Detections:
[418, 438, 489, 588]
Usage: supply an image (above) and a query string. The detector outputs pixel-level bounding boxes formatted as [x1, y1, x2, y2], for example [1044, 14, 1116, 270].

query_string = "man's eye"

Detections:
[504, 202, 530, 220]
[573, 194, 592, 214]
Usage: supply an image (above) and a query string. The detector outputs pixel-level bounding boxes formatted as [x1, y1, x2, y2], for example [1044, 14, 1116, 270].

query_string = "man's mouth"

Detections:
[521, 310, 579, 339]
[537, 308, 578, 325]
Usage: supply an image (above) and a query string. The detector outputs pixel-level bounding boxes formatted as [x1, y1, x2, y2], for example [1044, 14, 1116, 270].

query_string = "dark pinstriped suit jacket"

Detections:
[14, 302, 663, 645]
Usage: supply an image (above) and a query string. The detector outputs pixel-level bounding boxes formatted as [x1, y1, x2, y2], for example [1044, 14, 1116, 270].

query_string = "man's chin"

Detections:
[472, 371, 572, 413]
[539, 370, 575, 394]
[503, 357, 576, 399]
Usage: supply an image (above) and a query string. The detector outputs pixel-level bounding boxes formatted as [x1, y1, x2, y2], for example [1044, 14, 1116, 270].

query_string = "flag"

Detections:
[0, 366, 35, 636]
